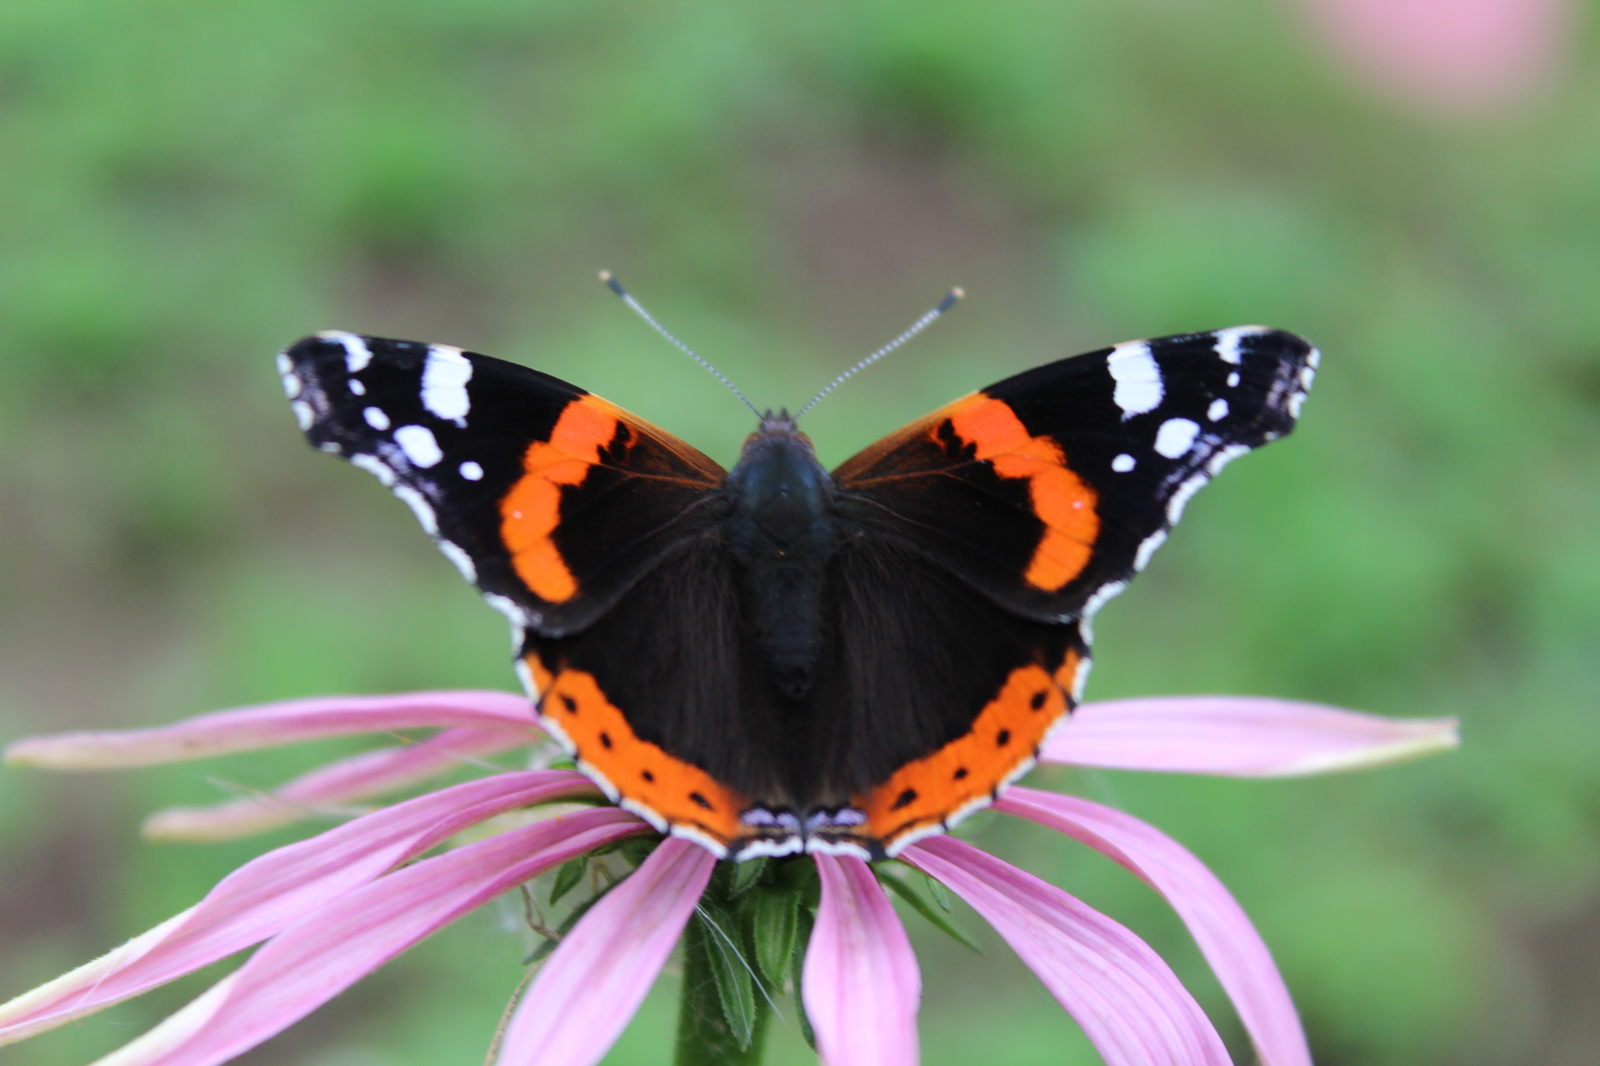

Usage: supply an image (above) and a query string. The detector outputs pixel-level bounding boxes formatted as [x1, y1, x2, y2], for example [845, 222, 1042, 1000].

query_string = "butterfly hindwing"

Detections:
[832, 327, 1317, 627]
[809, 537, 1089, 857]
[521, 532, 1090, 860]
[280, 332, 728, 637]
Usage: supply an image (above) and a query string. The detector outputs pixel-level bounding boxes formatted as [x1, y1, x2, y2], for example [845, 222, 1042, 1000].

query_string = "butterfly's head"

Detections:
[729, 409, 828, 504]
[740, 408, 816, 463]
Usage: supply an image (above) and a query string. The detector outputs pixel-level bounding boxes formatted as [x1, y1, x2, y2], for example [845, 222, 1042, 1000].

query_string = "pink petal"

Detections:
[1302, 0, 1570, 113]
[496, 837, 715, 1066]
[998, 787, 1307, 1066]
[1042, 696, 1458, 777]
[4, 690, 538, 769]
[0, 770, 594, 1044]
[803, 853, 920, 1066]
[903, 836, 1231, 1066]
[142, 727, 536, 841]
[87, 808, 645, 1066]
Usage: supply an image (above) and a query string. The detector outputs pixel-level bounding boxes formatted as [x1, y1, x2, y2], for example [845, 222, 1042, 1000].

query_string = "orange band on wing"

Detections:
[500, 396, 623, 602]
[531, 659, 748, 850]
[945, 395, 1100, 592]
[856, 660, 1069, 850]
[1053, 647, 1085, 696]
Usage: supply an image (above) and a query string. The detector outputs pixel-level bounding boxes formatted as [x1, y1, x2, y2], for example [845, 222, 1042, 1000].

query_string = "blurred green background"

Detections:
[2, 1, 1597, 1064]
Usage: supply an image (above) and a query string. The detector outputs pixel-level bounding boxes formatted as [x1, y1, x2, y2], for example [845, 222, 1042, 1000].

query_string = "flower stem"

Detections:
[675, 915, 772, 1066]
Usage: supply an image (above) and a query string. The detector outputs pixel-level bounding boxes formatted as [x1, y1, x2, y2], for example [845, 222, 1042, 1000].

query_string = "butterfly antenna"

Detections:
[794, 287, 964, 420]
[598, 271, 762, 419]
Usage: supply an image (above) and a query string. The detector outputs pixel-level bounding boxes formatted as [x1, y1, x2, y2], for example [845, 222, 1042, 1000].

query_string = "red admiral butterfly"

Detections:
[280, 292, 1316, 862]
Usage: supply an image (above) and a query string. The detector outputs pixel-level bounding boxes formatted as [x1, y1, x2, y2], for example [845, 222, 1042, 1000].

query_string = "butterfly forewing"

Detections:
[832, 326, 1317, 628]
[280, 332, 727, 637]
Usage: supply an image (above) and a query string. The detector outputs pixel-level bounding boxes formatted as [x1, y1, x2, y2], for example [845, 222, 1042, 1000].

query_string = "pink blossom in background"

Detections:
[1300, 0, 1572, 113]
[1, 690, 1457, 1066]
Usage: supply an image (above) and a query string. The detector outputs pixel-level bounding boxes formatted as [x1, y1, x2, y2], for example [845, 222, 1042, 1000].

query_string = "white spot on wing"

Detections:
[291, 401, 313, 430]
[1154, 417, 1201, 458]
[1215, 326, 1263, 365]
[348, 379, 366, 396]
[318, 330, 372, 373]
[276, 353, 300, 398]
[1079, 579, 1127, 645]
[809, 837, 875, 860]
[483, 592, 532, 629]
[1207, 443, 1251, 476]
[1289, 391, 1306, 418]
[1106, 342, 1163, 419]
[513, 657, 540, 700]
[395, 424, 443, 468]
[459, 460, 484, 481]
[1071, 656, 1093, 703]
[1111, 453, 1136, 473]
[735, 837, 806, 860]
[1227, 371, 1241, 388]
[1134, 529, 1167, 571]
[392, 484, 438, 535]
[350, 452, 397, 487]
[1308, 346, 1321, 370]
[421, 345, 473, 425]
[364, 407, 391, 431]
[1207, 397, 1229, 422]
[437, 539, 477, 583]
[1166, 473, 1209, 525]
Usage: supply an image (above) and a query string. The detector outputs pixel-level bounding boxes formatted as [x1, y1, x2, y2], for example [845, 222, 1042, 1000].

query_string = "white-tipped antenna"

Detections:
[795, 287, 964, 420]
[599, 271, 762, 419]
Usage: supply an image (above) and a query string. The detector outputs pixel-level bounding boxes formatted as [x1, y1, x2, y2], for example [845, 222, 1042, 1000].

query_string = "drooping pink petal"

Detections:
[0, 770, 595, 1044]
[803, 853, 920, 1066]
[86, 809, 645, 1066]
[141, 727, 536, 841]
[903, 836, 1231, 1066]
[4, 690, 538, 769]
[998, 787, 1307, 1066]
[93, 976, 240, 1066]
[495, 837, 715, 1066]
[1042, 696, 1458, 777]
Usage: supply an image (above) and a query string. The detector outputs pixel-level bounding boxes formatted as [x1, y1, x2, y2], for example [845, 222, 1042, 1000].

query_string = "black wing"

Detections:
[280, 332, 729, 637]
[831, 326, 1318, 627]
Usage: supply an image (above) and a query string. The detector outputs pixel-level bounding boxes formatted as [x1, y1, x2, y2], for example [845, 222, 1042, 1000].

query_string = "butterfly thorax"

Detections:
[722, 412, 841, 702]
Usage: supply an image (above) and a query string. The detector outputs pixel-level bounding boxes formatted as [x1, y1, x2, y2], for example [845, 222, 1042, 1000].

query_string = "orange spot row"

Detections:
[1053, 647, 1085, 697]
[500, 397, 624, 602]
[944, 396, 1100, 592]
[531, 659, 749, 849]
[856, 661, 1069, 850]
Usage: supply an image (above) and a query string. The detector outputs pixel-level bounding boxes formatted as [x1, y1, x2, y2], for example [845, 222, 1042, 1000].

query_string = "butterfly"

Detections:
[279, 303, 1316, 861]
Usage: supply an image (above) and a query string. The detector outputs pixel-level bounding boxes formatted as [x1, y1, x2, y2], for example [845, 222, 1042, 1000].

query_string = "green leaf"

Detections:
[698, 904, 758, 1050]
[728, 856, 769, 897]
[925, 873, 954, 913]
[616, 836, 659, 868]
[778, 855, 821, 908]
[749, 886, 801, 986]
[548, 858, 586, 907]
[876, 869, 982, 953]
[791, 907, 816, 1051]
[675, 917, 771, 1066]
